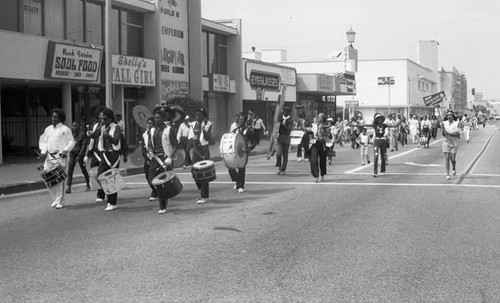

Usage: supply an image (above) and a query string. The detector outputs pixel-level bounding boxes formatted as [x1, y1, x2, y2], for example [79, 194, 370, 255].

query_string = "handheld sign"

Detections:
[266, 85, 287, 160]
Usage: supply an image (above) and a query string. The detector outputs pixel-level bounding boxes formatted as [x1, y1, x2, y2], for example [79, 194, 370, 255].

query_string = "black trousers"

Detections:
[229, 167, 246, 189]
[373, 139, 387, 173]
[96, 151, 120, 205]
[66, 151, 90, 188]
[309, 141, 327, 178]
[143, 160, 156, 198]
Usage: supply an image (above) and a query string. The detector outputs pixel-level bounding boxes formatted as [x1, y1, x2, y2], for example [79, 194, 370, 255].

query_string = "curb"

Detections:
[0, 149, 269, 196]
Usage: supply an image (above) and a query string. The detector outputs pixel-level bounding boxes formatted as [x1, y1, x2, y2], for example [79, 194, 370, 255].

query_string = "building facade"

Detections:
[0, 0, 242, 162]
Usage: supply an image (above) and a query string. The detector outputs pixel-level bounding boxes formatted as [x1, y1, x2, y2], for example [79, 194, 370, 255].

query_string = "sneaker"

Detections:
[55, 203, 63, 209]
[304, 158, 309, 162]
[65, 188, 71, 194]
[361, 162, 365, 166]
[452, 170, 456, 176]
[197, 198, 206, 204]
[149, 196, 157, 201]
[95, 198, 105, 203]
[446, 175, 451, 180]
[182, 165, 188, 169]
[314, 177, 319, 183]
[158, 209, 167, 214]
[367, 160, 371, 164]
[86, 184, 92, 191]
[373, 173, 378, 177]
[297, 157, 303, 162]
[238, 188, 244, 193]
[280, 171, 286, 175]
[380, 172, 385, 176]
[321, 176, 325, 182]
[105, 204, 117, 211]
[233, 185, 237, 190]
[51, 201, 58, 208]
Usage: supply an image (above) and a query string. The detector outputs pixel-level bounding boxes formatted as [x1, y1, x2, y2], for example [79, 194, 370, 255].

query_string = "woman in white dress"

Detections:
[409, 115, 420, 143]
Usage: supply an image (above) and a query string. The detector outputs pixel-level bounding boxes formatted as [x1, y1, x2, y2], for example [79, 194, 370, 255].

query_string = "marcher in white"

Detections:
[177, 115, 193, 168]
[356, 127, 371, 165]
[39, 108, 75, 209]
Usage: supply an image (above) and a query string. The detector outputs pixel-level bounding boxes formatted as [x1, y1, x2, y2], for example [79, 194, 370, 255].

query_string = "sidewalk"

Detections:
[0, 139, 271, 196]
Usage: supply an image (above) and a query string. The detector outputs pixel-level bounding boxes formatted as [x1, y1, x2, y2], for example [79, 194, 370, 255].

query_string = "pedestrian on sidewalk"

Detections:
[177, 115, 193, 168]
[39, 108, 75, 209]
[463, 116, 472, 143]
[226, 112, 256, 193]
[252, 114, 266, 145]
[66, 120, 91, 194]
[276, 106, 293, 175]
[441, 110, 460, 180]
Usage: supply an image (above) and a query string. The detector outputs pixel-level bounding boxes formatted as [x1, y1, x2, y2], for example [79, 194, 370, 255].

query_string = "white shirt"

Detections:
[253, 118, 265, 130]
[177, 122, 191, 141]
[39, 123, 75, 155]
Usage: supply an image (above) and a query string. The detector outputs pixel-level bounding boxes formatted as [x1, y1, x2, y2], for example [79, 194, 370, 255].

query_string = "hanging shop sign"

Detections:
[212, 74, 230, 92]
[45, 41, 102, 81]
[112, 55, 155, 86]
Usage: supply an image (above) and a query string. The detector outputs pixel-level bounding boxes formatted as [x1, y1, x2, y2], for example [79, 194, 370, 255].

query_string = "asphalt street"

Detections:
[1, 122, 499, 302]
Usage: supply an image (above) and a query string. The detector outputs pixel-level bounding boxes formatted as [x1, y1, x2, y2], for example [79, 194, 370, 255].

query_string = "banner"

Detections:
[423, 91, 446, 106]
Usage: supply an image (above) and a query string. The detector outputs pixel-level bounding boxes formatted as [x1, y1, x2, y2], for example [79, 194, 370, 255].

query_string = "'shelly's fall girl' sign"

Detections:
[45, 41, 102, 81]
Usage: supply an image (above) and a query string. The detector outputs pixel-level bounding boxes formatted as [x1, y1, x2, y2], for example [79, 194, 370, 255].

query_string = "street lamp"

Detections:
[346, 26, 356, 46]
[343, 26, 356, 123]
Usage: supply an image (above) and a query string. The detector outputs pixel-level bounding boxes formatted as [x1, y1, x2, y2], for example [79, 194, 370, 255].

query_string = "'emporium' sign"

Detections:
[112, 55, 155, 86]
[45, 41, 102, 81]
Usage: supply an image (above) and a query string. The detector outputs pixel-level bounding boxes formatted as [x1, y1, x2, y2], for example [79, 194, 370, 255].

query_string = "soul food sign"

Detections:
[249, 71, 280, 91]
[45, 41, 102, 81]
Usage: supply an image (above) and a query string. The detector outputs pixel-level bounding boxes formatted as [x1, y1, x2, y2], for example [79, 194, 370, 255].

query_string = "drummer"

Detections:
[88, 108, 123, 211]
[147, 107, 178, 214]
[188, 108, 212, 204]
[227, 112, 256, 193]
[39, 108, 75, 209]
[141, 117, 157, 201]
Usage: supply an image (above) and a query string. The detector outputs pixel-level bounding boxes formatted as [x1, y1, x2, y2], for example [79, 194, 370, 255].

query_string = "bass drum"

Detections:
[219, 132, 248, 169]
[152, 171, 183, 200]
[191, 160, 216, 182]
[97, 168, 125, 195]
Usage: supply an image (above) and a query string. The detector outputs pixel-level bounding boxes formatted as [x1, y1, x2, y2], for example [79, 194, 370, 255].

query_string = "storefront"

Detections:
[242, 59, 297, 131]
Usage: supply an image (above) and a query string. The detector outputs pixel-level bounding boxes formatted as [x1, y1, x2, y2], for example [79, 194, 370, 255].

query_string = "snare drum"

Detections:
[191, 160, 216, 182]
[97, 168, 125, 195]
[219, 132, 248, 169]
[152, 171, 183, 200]
[41, 165, 67, 188]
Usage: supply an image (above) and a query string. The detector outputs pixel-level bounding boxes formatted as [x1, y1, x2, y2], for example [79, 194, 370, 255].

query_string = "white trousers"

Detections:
[43, 156, 67, 205]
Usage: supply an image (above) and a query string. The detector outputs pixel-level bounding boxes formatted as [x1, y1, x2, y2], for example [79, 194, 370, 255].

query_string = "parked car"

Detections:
[495, 115, 500, 120]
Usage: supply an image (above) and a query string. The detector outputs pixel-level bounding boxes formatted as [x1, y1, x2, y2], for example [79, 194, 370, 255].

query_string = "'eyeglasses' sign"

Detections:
[249, 71, 280, 91]
[45, 41, 102, 81]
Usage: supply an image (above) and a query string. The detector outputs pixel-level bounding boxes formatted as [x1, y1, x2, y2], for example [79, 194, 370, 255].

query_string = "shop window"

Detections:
[45, 0, 64, 39]
[110, 8, 120, 54]
[218, 44, 227, 74]
[0, 0, 19, 32]
[86, 1, 103, 45]
[201, 32, 208, 76]
[208, 33, 216, 74]
[121, 10, 143, 56]
[66, 0, 84, 42]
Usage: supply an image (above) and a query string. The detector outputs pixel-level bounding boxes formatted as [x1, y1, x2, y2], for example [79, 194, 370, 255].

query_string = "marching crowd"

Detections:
[38, 104, 482, 213]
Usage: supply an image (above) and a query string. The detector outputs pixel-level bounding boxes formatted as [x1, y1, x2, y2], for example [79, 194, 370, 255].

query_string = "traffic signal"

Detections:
[472, 88, 475, 95]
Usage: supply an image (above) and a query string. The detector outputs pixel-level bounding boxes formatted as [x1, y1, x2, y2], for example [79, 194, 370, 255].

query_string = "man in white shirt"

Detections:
[39, 108, 75, 209]
[177, 115, 192, 168]
[252, 114, 266, 145]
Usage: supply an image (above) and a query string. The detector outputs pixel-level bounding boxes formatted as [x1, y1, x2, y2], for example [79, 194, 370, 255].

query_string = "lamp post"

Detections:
[343, 26, 356, 124]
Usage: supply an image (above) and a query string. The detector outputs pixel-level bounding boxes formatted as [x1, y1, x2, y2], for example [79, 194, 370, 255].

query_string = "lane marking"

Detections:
[125, 181, 500, 189]
[404, 162, 443, 167]
[344, 140, 444, 174]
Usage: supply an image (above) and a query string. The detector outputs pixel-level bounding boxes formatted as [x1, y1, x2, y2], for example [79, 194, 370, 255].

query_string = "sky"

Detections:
[202, 0, 500, 100]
